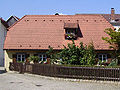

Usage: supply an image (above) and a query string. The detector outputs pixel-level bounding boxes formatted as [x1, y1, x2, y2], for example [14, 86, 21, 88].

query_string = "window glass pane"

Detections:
[103, 57, 106, 60]
[18, 58, 21, 61]
[71, 30, 73, 33]
[43, 55, 46, 57]
[22, 54, 25, 57]
[43, 58, 46, 61]
[39, 55, 42, 58]
[22, 58, 25, 61]
[18, 55, 21, 57]
[103, 55, 106, 57]
[68, 30, 70, 33]
[99, 55, 102, 57]
[99, 58, 102, 60]
[39, 58, 42, 61]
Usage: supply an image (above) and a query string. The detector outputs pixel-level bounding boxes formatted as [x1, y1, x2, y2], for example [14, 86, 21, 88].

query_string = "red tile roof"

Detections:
[4, 15, 114, 50]
[64, 23, 78, 29]
[102, 14, 120, 23]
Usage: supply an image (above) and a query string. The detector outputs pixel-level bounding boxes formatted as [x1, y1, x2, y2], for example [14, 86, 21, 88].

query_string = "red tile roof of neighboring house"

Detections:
[102, 14, 120, 24]
[4, 15, 114, 50]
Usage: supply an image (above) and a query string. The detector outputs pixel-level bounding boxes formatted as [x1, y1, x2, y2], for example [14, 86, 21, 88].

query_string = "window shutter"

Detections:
[95, 54, 98, 58]
[34, 54, 38, 56]
[12, 54, 17, 58]
[25, 54, 30, 58]
[12, 54, 17, 63]
[107, 54, 111, 58]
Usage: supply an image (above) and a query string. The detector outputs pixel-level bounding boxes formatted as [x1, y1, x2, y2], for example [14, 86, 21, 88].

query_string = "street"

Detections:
[0, 72, 120, 90]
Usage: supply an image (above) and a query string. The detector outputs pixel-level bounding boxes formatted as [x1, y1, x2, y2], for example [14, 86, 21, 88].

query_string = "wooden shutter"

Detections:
[12, 54, 17, 58]
[107, 54, 111, 58]
[25, 54, 30, 58]
[12, 54, 17, 63]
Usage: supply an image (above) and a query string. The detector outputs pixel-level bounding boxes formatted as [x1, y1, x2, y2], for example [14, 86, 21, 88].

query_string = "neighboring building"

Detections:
[4, 15, 114, 71]
[0, 16, 19, 67]
[7, 16, 19, 27]
[102, 8, 120, 31]
[0, 18, 8, 66]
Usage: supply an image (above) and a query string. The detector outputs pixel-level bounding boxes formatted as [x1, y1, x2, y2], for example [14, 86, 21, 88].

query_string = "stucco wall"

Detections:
[114, 26, 120, 31]
[0, 21, 7, 66]
[4, 50, 47, 71]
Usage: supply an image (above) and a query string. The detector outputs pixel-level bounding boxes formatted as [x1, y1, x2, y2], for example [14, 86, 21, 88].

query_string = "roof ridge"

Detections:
[25, 14, 102, 17]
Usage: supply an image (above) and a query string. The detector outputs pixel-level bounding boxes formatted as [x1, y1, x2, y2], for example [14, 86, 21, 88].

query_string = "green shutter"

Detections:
[12, 54, 17, 58]
[25, 54, 30, 58]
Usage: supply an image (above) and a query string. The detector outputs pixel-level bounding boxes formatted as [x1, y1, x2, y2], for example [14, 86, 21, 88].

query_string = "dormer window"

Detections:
[64, 23, 78, 40]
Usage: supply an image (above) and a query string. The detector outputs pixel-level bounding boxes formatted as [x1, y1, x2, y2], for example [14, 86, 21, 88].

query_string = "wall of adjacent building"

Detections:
[114, 26, 120, 31]
[0, 21, 7, 66]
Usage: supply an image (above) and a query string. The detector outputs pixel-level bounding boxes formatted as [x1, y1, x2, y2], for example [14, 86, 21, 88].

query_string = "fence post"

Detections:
[19, 63, 24, 74]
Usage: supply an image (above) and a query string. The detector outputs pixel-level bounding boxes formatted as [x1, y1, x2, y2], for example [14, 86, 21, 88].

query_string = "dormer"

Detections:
[64, 23, 78, 40]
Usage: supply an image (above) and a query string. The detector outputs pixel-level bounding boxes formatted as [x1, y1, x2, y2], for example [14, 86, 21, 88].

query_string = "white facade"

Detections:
[0, 20, 7, 66]
[114, 26, 120, 31]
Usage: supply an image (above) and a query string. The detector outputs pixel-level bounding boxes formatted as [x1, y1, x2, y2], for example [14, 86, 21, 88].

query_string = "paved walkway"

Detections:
[0, 67, 5, 74]
[0, 72, 120, 90]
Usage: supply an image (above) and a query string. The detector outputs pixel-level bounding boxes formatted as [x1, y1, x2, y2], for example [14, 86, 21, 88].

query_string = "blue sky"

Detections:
[1, 0, 120, 20]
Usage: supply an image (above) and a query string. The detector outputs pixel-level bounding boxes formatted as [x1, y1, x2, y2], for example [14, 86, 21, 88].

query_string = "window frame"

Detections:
[38, 53, 47, 62]
[16, 53, 26, 62]
[65, 28, 77, 34]
[98, 54, 107, 62]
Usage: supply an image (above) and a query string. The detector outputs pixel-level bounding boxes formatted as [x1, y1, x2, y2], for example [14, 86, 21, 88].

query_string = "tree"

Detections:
[46, 46, 58, 64]
[102, 28, 120, 64]
[59, 41, 96, 65]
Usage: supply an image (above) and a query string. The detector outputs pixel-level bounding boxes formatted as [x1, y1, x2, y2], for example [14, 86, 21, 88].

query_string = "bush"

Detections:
[59, 41, 96, 65]
[108, 60, 118, 66]
[28, 56, 40, 63]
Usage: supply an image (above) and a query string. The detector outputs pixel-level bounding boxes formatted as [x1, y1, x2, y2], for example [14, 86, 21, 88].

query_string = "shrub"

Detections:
[59, 41, 96, 65]
[28, 56, 40, 63]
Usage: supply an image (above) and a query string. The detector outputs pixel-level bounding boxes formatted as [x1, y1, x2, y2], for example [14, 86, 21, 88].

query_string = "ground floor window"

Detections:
[38, 54, 47, 62]
[17, 54, 25, 62]
[98, 54, 107, 62]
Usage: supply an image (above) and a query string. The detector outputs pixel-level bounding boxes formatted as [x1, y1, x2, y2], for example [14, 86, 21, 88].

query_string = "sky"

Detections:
[1, 0, 120, 20]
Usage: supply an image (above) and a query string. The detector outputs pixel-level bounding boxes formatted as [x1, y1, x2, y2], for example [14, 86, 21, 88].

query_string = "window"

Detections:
[66, 29, 76, 34]
[38, 54, 47, 62]
[17, 54, 25, 62]
[98, 54, 107, 62]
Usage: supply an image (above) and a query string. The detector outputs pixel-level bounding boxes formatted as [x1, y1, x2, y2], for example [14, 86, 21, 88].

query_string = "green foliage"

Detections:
[59, 41, 96, 65]
[17, 61, 24, 63]
[102, 28, 120, 50]
[102, 28, 120, 64]
[28, 56, 40, 63]
[108, 60, 117, 66]
[46, 46, 58, 64]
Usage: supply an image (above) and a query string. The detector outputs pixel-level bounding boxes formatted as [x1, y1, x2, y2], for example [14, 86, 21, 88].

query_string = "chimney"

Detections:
[111, 8, 115, 22]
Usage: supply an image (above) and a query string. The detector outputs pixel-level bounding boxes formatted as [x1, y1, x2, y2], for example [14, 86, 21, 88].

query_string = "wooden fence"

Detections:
[9, 62, 120, 82]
